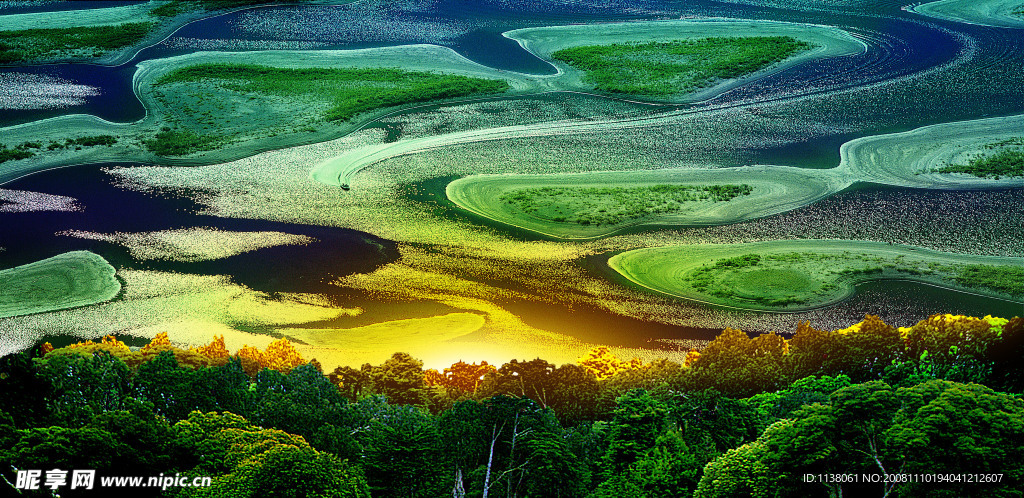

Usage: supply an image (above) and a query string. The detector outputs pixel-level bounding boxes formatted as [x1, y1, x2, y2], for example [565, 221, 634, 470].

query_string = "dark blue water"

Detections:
[0, 163, 396, 294]
[0, 63, 142, 126]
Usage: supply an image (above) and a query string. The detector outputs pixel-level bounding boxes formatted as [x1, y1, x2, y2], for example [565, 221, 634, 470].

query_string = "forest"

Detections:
[2, 313, 1022, 497]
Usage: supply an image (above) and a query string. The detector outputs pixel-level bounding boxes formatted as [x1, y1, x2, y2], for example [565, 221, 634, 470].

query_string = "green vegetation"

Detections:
[45, 135, 119, 151]
[499, 184, 752, 226]
[0, 143, 37, 164]
[0, 136, 118, 163]
[156, 64, 510, 122]
[149, 2, 188, 17]
[956, 264, 1024, 294]
[2, 314, 1022, 497]
[148, 63, 509, 156]
[145, 127, 221, 156]
[935, 146, 1024, 179]
[0, 22, 152, 64]
[550, 37, 811, 96]
[610, 241, 1024, 310]
[0, 251, 120, 319]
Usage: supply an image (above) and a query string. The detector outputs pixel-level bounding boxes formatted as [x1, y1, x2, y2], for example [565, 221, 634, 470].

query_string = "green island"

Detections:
[840, 114, 1024, 188]
[551, 37, 811, 96]
[0, 22, 152, 64]
[933, 141, 1024, 179]
[0, 251, 121, 319]
[0, 1, 357, 64]
[914, 0, 1024, 27]
[500, 184, 753, 226]
[446, 167, 844, 239]
[0, 136, 118, 165]
[608, 240, 1024, 310]
[148, 64, 510, 156]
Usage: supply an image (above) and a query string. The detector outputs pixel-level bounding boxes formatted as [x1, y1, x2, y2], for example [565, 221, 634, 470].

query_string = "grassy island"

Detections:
[0, 251, 120, 319]
[550, 37, 811, 96]
[148, 64, 510, 156]
[0, 23, 152, 64]
[499, 184, 752, 226]
[609, 241, 1024, 311]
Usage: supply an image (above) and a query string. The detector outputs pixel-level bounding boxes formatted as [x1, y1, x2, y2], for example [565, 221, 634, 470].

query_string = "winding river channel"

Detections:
[1, 0, 1021, 367]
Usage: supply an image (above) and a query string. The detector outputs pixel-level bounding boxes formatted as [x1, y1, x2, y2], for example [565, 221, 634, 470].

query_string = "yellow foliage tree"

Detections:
[140, 331, 171, 355]
[66, 334, 131, 354]
[191, 335, 230, 362]
[237, 345, 266, 376]
[57, 335, 132, 360]
[577, 347, 643, 381]
[236, 338, 307, 375]
[683, 348, 701, 368]
[263, 337, 306, 374]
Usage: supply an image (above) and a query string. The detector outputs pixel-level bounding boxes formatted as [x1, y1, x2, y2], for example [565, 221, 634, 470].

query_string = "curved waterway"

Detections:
[0, 163, 397, 294]
[1, 0, 1021, 361]
[4, 0, 1015, 128]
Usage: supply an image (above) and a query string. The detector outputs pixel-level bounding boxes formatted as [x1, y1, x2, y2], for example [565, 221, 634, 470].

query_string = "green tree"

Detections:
[547, 363, 600, 425]
[369, 353, 427, 405]
[0, 351, 50, 427]
[683, 328, 786, 396]
[986, 316, 1024, 392]
[362, 404, 443, 497]
[134, 350, 204, 420]
[602, 389, 668, 474]
[37, 349, 132, 425]
[886, 381, 1024, 497]
[329, 364, 373, 403]
[478, 358, 558, 408]
[187, 441, 369, 498]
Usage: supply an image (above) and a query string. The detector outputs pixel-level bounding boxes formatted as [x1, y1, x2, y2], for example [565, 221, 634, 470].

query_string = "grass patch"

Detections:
[934, 145, 1024, 179]
[609, 241, 1024, 310]
[149, 2, 187, 17]
[499, 184, 752, 226]
[0, 137, 118, 163]
[46, 135, 119, 151]
[550, 36, 811, 96]
[0, 251, 120, 319]
[955, 265, 1024, 294]
[155, 64, 510, 122]
[148, 63, 509, 156]
[0, 22, 152, 63]
[0, 143, 38, 164]
[145, 128, 221, 156]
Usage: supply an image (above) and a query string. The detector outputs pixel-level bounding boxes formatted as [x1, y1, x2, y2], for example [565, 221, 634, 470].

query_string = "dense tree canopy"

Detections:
[1, 313, 1021, 496]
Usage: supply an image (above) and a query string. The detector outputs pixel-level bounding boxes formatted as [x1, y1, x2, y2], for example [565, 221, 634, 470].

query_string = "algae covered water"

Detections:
[0, 0, 1021, 364]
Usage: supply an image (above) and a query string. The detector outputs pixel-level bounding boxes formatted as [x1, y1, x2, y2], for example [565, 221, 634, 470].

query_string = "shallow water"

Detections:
[0, 0, 1021, 354]
[0, 163, 397, 294]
